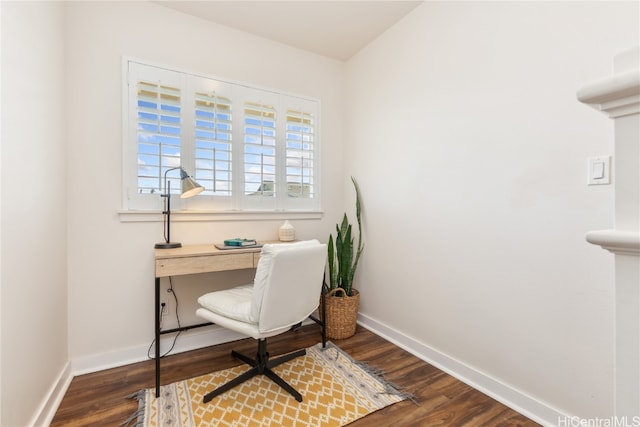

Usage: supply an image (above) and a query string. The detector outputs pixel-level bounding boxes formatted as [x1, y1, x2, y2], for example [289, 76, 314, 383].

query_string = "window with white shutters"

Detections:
[123, 59, 320, 213]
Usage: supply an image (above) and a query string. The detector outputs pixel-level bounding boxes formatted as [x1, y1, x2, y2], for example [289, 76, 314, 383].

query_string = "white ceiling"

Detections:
[154, 1, 423, 61]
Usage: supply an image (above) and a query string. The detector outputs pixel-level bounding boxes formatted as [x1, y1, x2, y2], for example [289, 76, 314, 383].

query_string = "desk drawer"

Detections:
[156, 252, 255, 277]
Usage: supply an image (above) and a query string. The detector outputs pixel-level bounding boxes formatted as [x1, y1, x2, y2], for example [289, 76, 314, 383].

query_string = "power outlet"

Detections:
[160, 299, 171, 319]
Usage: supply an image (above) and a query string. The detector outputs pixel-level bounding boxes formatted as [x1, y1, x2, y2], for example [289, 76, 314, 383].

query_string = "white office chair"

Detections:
[196, 239, 327, 403]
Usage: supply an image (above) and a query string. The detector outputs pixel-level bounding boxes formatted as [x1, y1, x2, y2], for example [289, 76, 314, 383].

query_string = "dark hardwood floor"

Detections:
[51, 325, 540, 426]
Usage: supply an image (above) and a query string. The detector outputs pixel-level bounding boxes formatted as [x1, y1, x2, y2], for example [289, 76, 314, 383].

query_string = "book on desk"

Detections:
[215, 238, 263, 250]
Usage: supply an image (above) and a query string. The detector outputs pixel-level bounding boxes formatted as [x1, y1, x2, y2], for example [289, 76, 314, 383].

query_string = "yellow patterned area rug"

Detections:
[124, 342, 408, 426]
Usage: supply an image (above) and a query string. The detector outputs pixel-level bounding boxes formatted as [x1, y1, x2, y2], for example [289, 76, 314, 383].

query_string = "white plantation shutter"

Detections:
[243, 101, 277, 197]
[124, 59, 320, 213]
[285, 109, 315, 199]
[136, 81, 182, 195]
[194, 91, 233, 196]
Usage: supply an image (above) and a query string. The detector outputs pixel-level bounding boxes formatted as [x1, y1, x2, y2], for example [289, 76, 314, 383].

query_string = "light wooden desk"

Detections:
[154, 244, 264, 396]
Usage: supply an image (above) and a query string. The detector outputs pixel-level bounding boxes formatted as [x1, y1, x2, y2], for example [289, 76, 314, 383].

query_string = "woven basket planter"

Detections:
[321, 288, 360, 339]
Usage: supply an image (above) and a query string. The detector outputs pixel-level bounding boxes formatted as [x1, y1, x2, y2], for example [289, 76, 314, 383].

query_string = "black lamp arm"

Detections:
[160, 167, 181, 245]
[156, 166, 202, 249]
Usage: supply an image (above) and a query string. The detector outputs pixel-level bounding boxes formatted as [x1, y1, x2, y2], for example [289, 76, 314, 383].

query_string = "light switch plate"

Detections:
[588, 156, 611, 185]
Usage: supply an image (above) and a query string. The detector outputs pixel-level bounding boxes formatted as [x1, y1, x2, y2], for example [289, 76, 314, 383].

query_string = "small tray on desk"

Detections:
[215, 243, 263, 250]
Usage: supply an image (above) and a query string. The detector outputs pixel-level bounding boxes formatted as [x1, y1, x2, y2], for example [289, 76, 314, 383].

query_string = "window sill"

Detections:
[118, 210, 324, 223]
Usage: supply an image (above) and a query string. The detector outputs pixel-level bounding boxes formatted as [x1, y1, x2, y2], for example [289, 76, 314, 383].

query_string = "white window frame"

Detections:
[121, 58, 321, 218]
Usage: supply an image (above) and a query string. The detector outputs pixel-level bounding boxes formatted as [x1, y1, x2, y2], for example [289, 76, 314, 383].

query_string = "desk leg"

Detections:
[155, 277, 160, 397]
[321, 292, 327, 348]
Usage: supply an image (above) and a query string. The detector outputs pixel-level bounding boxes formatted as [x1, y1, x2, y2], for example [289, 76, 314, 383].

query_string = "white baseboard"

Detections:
[71, 324, 246, 376]
[357, 313, 565, 427]
[30, 361, 73, 427]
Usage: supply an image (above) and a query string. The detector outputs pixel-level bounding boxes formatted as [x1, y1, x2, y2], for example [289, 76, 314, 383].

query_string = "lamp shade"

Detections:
[180, 169, 204, 198]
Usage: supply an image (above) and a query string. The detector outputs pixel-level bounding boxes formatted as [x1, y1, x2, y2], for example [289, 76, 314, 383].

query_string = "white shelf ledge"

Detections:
[577, 69, 640, 118]
[586, 229, 640, 256]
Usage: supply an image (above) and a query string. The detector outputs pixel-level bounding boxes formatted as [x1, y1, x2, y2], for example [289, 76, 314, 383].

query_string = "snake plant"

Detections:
[327, 177, 364, 297]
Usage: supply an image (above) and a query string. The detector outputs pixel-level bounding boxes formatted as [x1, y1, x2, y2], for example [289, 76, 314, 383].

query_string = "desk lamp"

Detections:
[155, 167, 204, 249]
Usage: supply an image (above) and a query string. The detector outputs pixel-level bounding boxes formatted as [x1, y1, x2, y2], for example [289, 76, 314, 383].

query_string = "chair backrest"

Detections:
[250, 240, 327, 333]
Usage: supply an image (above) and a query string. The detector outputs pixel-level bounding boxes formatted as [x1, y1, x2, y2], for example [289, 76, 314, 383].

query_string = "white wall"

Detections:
[0, 2, 68, 425]
[346, 1, 638, 421]
[64, 1, 345, 365]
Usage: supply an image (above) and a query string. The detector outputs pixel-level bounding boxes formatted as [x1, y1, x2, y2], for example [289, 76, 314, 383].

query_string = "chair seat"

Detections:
[196, 306, 292, 339]
[198, 284, 254, 324]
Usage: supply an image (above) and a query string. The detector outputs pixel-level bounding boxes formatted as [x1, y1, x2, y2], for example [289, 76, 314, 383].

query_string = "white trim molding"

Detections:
[29, 362, 73, 427]
[577, 69, 640, 118]
[586, 230, 640, 256]
[118, 209, 323, 223]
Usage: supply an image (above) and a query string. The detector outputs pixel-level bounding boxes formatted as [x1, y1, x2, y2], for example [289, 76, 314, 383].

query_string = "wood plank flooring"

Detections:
[51, 325, 540, 426]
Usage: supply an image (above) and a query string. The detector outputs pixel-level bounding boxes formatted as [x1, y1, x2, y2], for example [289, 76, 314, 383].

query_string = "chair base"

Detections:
[203, 338, 306, 403]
